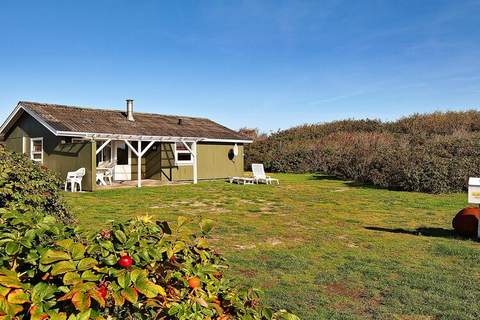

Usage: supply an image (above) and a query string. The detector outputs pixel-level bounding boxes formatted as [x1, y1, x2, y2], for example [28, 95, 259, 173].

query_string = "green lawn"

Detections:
[64, 174, 480, 320]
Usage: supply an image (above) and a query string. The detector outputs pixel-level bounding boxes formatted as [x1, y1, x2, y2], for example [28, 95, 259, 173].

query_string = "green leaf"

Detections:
[121, 287, 138, 304]
[77, 258, 97, 271]
[117, 271, 131, 289]
[103, 255, 117, 266]
[81, 270, 100, 282]
[135, 278, 165, 298]
[31, 282, 57, 304]
[130, 269, 144, 283]
[71, 291, 91, 312]
[40, 250, 71, 265]
[63, 272, 81, 285]
[177, 216, 188, 228]
[7, 289, 29, 304]
[51, 260, 77, 276]
[48, 311, 68, 320]
[76, 309, 92, 320]
[71, 243, 86, 260]
[172, 241, 185, 253]
[99, 240, 114, 252]
[199, 218, 215, 233]
[5, 242, 20, 255]
[112, 290, 125, 306]
[56, 239, 74, 251]
[114, 230, 127, 244]
[197, 238, 209, 249]
[0, 285, 10, 296]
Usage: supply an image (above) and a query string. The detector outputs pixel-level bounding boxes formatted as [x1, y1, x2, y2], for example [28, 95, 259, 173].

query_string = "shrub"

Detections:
[0, 146, 74, 224]
[0, 209, 298, 320]
[246, 110, 480, 193]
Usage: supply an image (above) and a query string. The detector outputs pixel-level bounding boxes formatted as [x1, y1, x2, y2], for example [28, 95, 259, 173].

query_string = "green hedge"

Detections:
[245, 111, 480, 193]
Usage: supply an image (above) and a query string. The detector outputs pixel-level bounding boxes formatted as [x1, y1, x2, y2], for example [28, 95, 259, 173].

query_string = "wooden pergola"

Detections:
[93, 134, 204, 188]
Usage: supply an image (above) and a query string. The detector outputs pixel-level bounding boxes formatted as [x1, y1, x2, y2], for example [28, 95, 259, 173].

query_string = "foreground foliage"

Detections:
[0, 209, 295, 319]
[245, 111, 480, 193]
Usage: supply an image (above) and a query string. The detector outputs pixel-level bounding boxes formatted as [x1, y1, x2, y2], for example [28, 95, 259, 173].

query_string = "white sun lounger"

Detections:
[252, 164, 279, 185]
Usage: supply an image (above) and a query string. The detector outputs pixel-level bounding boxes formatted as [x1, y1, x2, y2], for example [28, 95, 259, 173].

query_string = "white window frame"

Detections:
[174, 142, 193, 165]
[22, 136, 26, 154]
[30, 137, 44, 163]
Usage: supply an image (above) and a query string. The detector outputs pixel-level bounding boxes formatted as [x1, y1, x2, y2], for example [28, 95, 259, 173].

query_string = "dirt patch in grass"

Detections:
[325, 282, 364, 300]
[233, 244, 256, 250]
[238, 268, 257, 277]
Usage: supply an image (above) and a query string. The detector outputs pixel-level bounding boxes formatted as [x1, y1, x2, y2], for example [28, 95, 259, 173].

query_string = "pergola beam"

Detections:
[122, 139, 158, 188]
[180, 140, 198, 184]
[95, 139, 111, 155]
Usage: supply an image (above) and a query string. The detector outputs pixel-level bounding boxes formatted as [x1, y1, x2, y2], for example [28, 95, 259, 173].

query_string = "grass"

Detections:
[64, 174, 480, 320]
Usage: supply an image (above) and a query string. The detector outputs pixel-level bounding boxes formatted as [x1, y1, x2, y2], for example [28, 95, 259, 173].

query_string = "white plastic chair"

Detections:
[252, 164, 279, 185]
[96, 161, 114, 185]
[65, 168, 86, 192]
[103, 162, 114, 185]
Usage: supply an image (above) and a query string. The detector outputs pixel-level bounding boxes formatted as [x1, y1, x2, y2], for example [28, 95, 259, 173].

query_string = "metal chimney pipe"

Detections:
[126, 99, 135, 121]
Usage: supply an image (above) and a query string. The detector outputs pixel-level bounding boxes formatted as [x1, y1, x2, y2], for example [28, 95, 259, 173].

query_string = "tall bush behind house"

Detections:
[245, 110, 480, 193]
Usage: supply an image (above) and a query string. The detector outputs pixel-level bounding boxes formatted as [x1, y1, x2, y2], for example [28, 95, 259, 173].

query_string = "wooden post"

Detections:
[192, 141, 197, 184]
[137, 140, 142, 188]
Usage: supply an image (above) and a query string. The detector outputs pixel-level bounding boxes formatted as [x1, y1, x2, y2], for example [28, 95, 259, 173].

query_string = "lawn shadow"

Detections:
[309, 174, 404, 191]
[309, 174, 345, 181]
[365, 226, 458, 240]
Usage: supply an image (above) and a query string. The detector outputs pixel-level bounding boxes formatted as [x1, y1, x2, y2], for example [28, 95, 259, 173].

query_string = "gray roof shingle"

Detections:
[18, 101, 249, 141]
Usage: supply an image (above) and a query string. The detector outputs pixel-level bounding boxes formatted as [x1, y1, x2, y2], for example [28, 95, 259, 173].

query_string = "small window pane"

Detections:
[33, 141, 42, 152]
[176, 142, 189, 151]
[117, 143, 128, 165]
[33, 153, 42, 160]
[177, 153, 191, 161]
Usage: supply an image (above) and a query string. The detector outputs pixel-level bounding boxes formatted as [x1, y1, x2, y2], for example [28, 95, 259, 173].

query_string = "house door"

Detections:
[113, 141, 131, 180]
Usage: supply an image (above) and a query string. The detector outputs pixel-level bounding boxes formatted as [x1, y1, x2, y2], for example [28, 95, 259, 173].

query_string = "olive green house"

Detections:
[0, 100, 251, 191]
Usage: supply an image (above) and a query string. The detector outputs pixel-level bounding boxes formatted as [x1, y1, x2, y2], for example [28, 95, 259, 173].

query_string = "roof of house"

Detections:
[0, 101, 251, 142]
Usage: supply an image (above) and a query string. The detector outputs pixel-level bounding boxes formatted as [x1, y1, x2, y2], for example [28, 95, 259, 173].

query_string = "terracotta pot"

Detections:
[452, 207, 480, 238]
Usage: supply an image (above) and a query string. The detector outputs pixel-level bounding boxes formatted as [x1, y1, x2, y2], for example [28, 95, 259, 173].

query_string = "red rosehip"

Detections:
[188, 277, 201, 289]
[98, 286, 108, 298]
[118, 255, 133, 268]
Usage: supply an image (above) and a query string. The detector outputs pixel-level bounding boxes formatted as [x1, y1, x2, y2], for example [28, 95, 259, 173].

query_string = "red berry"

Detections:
[188, 277, 201, 289]
[98, 286, 107, 298]
[118, 255, 133, 268]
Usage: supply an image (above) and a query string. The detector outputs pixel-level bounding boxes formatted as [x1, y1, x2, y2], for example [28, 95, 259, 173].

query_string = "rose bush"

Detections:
[0, 146, 74, 224]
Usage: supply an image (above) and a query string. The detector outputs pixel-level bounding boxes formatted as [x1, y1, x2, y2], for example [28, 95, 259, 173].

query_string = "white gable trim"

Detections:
[0, 103, 59, 137]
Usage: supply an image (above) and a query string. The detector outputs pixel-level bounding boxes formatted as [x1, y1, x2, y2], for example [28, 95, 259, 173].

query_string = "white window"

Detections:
[175, 142, 193, 165]
[30, 137, 43, 163]
[96, 141, 112, 166]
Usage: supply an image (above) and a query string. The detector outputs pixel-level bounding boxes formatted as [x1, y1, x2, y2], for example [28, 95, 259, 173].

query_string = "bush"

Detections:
[0, 146, 74, 224]
[0, 209, 298, 319]
[246, 110, 480, 193]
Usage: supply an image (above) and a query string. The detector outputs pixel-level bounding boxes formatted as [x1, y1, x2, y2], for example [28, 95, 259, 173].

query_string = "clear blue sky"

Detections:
[1, 1, 479, 132]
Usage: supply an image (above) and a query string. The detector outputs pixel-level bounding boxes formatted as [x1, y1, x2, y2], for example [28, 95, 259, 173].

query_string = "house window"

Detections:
[30, 137, 43, 163]
[96, 142, 112, 166]
[116, 142, 129, 165]
[175, 142, 193, 165]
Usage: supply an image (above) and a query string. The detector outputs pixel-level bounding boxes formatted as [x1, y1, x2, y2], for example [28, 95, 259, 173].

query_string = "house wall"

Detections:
[2, 113, 96, 191]
[131, 142, 244, 181]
